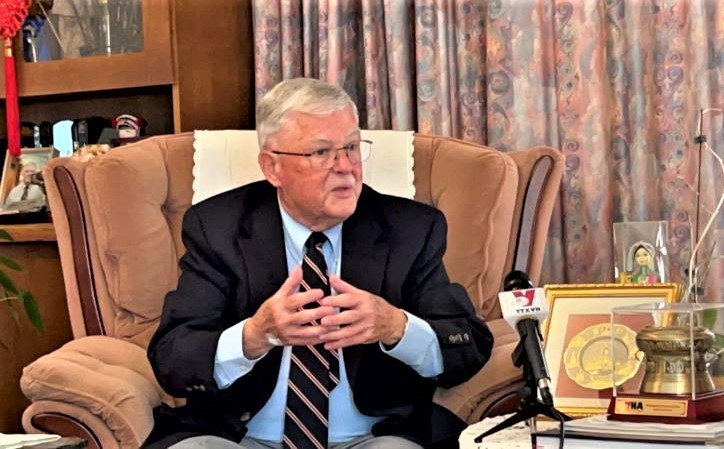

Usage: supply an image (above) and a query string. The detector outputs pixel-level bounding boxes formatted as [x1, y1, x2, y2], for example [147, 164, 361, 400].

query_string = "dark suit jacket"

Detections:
[145, 181, 493, 448]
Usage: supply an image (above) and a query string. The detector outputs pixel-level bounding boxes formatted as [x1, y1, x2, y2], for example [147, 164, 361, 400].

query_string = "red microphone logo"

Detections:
[512, 290, 536, 307]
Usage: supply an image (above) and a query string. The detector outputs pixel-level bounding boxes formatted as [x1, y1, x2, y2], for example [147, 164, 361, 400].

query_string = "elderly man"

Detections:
[144, 78, 493, 449]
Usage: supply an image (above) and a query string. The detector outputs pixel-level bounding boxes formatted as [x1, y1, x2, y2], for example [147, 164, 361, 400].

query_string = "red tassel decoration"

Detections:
[0, 0, 32, 157]
[4, 38, 20, 156]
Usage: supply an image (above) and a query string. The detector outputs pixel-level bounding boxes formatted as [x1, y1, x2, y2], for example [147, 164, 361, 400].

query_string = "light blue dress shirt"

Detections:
[213, 203, 444, 443]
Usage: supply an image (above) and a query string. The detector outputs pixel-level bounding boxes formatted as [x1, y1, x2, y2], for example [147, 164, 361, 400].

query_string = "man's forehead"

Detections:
[276, 110, 360, 142]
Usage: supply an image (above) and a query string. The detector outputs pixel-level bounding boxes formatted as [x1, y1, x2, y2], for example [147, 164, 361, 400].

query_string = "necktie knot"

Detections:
[305, 231, 328, 252]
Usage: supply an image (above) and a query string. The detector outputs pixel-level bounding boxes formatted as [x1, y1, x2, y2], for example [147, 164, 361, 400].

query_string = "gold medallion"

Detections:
[563, 323, 641, 390]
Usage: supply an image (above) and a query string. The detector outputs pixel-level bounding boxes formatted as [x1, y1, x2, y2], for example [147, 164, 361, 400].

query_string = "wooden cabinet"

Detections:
[1, 0, 254, 134]
[0, 1, 254, 432]
[0, 225, 72, 432]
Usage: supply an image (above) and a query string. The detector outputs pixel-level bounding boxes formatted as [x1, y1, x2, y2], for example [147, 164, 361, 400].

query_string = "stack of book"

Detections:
[534, 415, 724, 448]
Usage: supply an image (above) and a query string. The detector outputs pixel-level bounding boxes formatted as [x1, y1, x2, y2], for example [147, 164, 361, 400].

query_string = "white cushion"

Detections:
[192, 130, 415, 205]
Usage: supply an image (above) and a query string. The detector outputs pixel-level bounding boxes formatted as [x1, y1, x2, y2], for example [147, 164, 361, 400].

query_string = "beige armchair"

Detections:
[20, 132, 563, 449]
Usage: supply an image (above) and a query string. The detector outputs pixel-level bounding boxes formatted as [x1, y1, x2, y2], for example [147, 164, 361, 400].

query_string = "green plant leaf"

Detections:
[0, 229, 13, 241]
[716, 334, 724, 349]
[703, 309, 720, 329]
[0, 255, 21, 271]
[5, 300, 20, 324]
[0, 269, 18, 294]
[19, 291, 44, 333]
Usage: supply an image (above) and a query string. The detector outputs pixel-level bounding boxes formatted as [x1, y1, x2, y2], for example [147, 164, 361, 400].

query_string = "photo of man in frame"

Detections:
[0, 149, 53, 216]
[3, 161, 46, 211]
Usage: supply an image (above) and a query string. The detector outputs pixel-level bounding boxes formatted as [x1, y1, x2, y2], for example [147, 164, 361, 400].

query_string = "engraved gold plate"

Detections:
[564, 323, 641, 390]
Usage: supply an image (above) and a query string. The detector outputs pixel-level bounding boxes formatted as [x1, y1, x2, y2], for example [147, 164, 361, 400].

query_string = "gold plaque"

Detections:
[613, 396, 688, 417]
[564, 323, 641, 389]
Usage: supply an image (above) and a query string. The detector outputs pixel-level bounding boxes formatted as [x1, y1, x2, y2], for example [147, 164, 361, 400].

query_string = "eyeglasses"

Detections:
[269, 139, 372, 170]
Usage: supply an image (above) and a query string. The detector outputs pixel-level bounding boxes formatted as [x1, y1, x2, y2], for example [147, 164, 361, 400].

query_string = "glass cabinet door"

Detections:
[23, 0, 145, 62]
[1, 0, 173, 97]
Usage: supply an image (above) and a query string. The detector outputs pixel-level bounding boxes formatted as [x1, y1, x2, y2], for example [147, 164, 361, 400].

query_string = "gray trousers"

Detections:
[168, 435, 423, 449]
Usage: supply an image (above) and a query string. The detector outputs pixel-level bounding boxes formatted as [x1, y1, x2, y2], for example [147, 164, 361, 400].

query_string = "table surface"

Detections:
[21, 437, 87, 449]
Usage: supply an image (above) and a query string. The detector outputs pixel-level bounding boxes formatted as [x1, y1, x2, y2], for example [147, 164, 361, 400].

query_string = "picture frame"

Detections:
[0, 147, 56, 215]
[542, 283, 681, 417]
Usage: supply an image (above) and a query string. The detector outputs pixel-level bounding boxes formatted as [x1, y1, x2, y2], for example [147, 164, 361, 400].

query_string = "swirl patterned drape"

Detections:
[252, 0, 723, 295]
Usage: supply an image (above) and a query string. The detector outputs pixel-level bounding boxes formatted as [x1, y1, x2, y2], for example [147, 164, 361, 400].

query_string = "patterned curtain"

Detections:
[252, 0, 723, 297]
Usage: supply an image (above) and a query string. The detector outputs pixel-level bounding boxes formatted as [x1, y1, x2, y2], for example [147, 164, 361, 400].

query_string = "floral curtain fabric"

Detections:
[252, 0, 723, 297]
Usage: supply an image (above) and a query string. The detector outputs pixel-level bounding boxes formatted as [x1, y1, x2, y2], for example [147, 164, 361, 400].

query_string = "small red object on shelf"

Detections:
[0, 0, 31, 157]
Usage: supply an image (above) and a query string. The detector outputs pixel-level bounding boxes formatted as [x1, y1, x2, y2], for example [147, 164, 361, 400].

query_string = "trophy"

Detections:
[608, 302, 724, 424]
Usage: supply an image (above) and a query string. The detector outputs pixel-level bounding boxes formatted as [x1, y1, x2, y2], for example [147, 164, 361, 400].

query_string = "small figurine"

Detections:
[627, 241, 660, 284]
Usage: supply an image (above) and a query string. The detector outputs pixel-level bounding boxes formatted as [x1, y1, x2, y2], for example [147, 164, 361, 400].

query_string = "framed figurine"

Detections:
[613, 221, 670, 284]
[541, 283, 680, 417]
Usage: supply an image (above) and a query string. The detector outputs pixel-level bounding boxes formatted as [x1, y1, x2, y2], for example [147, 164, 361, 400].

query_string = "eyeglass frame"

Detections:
[268, 139, 372, 169]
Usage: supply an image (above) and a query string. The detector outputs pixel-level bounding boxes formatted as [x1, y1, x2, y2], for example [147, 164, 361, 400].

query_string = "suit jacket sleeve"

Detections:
[402, 208, 494, 389]
[148, 206, 238, 397]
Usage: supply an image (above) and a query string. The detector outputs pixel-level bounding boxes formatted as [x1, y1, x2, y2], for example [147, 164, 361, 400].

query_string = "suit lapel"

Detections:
[235, 188, 288, 313]
[340, 187, 388, 385]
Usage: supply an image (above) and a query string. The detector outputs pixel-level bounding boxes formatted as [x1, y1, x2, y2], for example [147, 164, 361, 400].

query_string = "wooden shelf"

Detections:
[0, 223, 56, 242]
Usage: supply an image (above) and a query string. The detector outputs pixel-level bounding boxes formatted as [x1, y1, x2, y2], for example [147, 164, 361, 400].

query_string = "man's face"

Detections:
[20, 165, 37, 184]
[259, 107, 363, 231]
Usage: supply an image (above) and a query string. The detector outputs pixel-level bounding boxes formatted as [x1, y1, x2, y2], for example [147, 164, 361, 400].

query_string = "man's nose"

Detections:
[332, 149, 355, 170]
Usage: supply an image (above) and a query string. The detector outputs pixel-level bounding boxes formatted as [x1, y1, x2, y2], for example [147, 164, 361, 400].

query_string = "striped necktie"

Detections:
[283, 232, 339, 449]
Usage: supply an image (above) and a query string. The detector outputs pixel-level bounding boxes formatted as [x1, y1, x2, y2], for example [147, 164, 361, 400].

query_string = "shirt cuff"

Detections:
[379, 311, 443, 375]
[213, 319, 266, 389]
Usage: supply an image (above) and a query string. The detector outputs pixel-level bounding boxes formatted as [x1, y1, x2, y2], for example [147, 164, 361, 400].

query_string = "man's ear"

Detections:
[258, 151, 282, 187]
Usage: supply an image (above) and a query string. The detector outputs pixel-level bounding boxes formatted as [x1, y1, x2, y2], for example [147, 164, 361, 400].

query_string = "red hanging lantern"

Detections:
[0, 0, 31, 157]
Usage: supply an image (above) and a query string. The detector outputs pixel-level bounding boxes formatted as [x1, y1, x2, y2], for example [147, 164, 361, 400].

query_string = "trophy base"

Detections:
[608, 390, 724, 424]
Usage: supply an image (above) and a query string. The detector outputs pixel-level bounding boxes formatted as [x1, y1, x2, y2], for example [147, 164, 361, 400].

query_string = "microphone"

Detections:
[498, 270, 553, 406]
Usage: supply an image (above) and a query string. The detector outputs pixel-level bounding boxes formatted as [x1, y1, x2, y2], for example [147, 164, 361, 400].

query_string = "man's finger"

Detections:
[277, 266, 303, 297]
[291, 306, 338, 326]
[329, 275, 358, 293]
[287, 288, 325, 309]
[318, 293, 358, 309]
[321, 328, 366, 350]
[319, 308, 358, 327]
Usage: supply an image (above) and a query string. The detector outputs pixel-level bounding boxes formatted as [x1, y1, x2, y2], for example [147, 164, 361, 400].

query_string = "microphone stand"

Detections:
[475, 340, 571, 443]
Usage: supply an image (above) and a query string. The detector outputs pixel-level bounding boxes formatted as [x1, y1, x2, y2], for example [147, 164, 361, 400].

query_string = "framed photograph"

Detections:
[542, 283, 681, 417]
[0, 147, 56, 215]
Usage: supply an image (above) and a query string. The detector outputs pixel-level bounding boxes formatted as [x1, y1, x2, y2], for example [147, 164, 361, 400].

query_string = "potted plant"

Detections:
[0, 229, 43, 349]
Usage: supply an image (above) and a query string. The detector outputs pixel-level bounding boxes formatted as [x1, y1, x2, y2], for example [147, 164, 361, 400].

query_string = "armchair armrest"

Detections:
[21, 336, 177, 449]
[434, 318, 523, 423]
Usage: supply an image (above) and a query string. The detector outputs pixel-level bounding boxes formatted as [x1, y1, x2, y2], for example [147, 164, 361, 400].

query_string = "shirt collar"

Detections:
[277, 197, 343, 256]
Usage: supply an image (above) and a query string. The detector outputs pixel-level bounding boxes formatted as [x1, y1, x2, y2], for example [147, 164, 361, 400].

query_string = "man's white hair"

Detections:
[256, 78, 359, 150]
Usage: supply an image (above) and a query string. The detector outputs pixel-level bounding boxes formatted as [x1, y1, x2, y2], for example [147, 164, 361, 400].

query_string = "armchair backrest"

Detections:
[45, 132, 562, 346]
[412, 135, 562, 320]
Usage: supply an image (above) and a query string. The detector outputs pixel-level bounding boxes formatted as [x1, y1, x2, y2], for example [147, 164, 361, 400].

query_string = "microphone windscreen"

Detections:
[503, 270, 534, 291]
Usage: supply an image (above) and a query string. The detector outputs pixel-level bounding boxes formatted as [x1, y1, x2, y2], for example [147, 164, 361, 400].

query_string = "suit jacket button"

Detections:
[448, 335, 455, 343]
[240, 412, 251, 422]
[198, 385, 206, 392]
[185, 387, 193, 392]
[463, 333, 470, 342]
